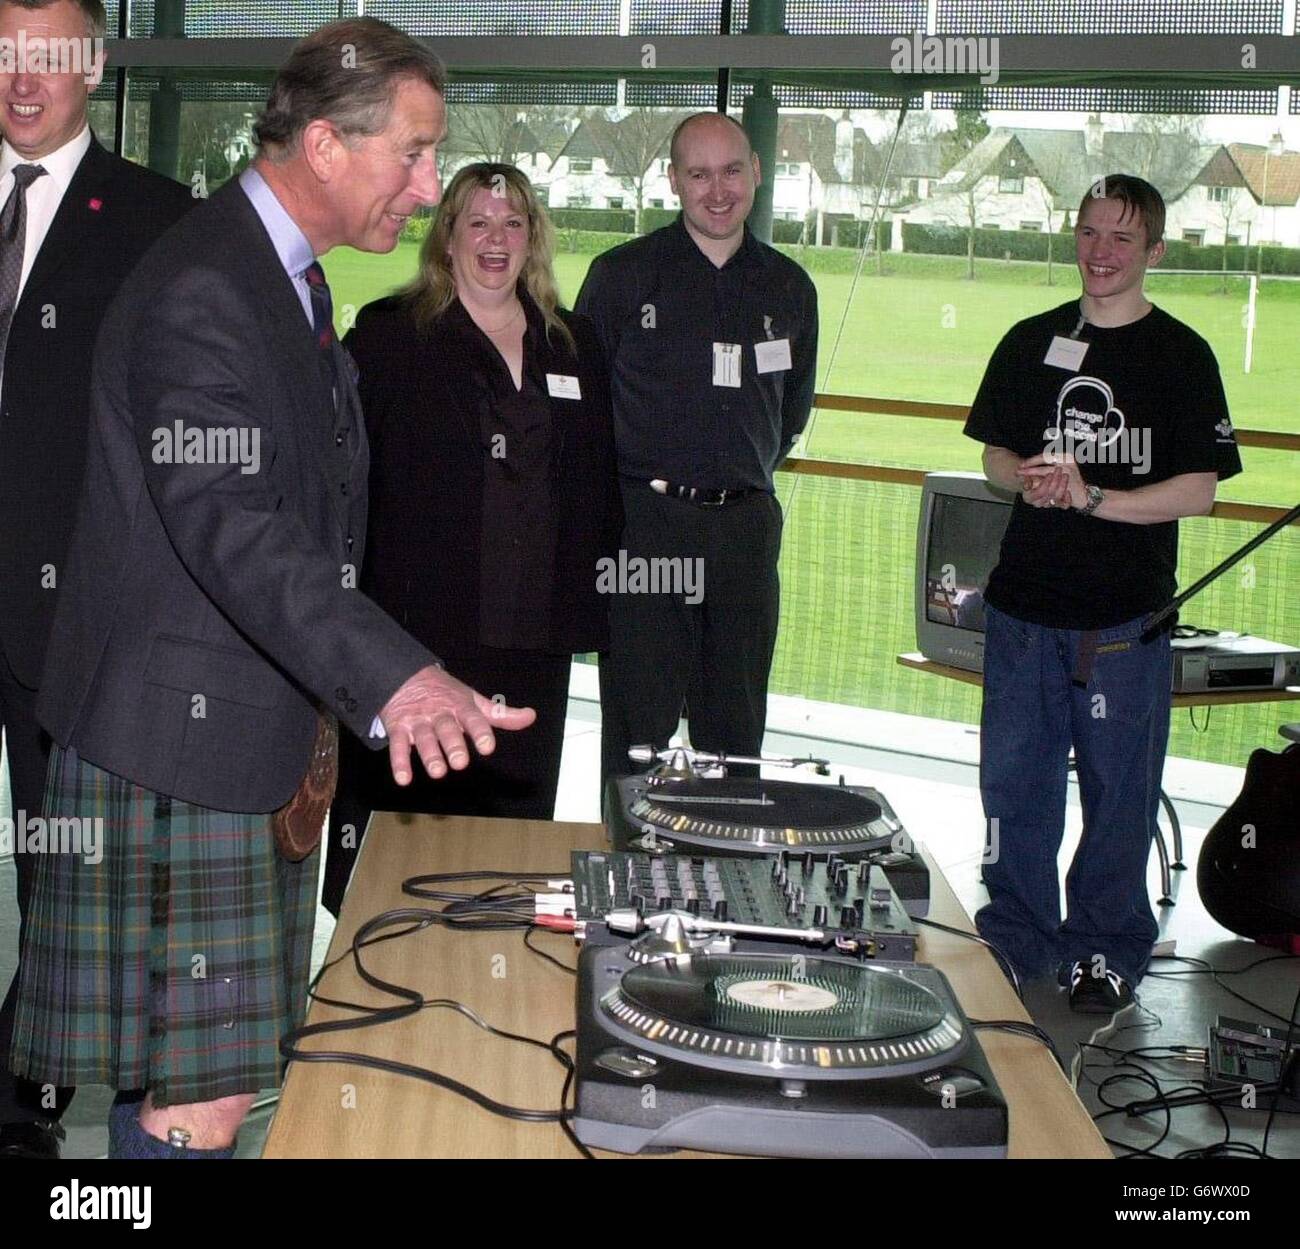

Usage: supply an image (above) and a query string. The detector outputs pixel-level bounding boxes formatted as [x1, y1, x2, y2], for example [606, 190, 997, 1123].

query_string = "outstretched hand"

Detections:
[378, 664, 536, 785]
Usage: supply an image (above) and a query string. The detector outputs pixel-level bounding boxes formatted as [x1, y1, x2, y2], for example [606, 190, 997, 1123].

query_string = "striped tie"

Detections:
[0, 163, 48, 363]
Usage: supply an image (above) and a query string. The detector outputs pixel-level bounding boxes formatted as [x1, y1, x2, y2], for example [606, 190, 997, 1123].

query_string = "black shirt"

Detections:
[575, 215, 818, 492]
[440, 298, 559, 651]
[964, 300, 1242, 629]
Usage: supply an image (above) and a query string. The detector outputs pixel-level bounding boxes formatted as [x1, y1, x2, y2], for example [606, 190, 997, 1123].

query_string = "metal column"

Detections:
[148, 0, 185, 180]
[740, 0, 784, 245]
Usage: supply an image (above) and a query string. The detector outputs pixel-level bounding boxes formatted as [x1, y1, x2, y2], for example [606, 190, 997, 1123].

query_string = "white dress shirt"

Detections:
[0, 125, 93, 394]
[0, 124, 93, 304]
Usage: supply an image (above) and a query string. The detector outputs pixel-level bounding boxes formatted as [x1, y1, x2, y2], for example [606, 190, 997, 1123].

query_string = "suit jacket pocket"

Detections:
[143, 633, 291, 710]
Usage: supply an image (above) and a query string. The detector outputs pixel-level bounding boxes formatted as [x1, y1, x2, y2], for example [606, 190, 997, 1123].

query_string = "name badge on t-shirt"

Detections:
[546, 373, 582, 400]
[713, 342, 742, 387]
[1044, 336, 1089, 371]
[755, 338, 793, 374]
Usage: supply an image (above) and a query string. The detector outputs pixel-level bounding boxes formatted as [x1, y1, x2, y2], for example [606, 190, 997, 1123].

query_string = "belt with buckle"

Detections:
[648, 479, 750, 507]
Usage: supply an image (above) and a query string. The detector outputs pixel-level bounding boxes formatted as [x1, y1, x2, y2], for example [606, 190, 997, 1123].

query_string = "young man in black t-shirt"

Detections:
[964, 174, 1242, 1012]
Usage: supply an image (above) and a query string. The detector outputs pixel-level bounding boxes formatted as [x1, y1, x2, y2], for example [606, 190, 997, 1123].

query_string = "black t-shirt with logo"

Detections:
[964, 300, 1242, 630]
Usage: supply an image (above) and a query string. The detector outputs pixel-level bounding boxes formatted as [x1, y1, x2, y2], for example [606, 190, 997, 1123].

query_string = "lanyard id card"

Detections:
[713, 342, 742, 387]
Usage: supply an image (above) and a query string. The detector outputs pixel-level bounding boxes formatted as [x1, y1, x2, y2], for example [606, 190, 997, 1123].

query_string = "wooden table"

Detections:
[262, 812, 1110, 1159]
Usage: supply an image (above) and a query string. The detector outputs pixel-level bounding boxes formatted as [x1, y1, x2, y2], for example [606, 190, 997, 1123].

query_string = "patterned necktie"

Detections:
[0, 163, 48, 362]
[302, 260, 338, 400]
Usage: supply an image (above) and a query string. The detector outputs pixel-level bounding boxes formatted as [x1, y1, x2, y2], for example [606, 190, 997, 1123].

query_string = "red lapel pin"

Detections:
[88, 198, 103, 211]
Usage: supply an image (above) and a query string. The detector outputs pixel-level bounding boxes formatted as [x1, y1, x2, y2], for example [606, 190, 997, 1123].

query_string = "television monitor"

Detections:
[914, 472, 1016, 673]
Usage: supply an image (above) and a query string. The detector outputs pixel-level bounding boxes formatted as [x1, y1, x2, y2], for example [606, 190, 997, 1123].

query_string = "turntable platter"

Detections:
[600, 952, 965, 1078]
[623, 777, 891, 854]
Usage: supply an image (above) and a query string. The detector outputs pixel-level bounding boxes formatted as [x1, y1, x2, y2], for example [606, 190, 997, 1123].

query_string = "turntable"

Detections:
[574, 945, 1007, 1158]
[605, 746, 930, 916]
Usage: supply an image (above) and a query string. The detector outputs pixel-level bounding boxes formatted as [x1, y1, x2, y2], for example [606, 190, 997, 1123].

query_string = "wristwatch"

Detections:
[1080, 483, 1105, 516]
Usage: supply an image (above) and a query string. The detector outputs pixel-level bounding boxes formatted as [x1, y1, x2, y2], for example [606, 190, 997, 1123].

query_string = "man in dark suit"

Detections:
[0, 0, 193, 1159]
[10, 17, 534, 1160]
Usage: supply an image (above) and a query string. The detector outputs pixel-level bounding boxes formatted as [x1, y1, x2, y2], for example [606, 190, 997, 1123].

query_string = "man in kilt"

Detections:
[10, 19, 534, 1159]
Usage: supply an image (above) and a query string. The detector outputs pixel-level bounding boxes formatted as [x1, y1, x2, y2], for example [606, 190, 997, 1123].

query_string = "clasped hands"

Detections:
[378, 664, 537, 785]
[1016, 448, 1086, 510]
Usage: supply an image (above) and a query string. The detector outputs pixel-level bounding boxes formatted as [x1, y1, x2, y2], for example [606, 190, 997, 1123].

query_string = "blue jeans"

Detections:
[975, 605, 1171, 987]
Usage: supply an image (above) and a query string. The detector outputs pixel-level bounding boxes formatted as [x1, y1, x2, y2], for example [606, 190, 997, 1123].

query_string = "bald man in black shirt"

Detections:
[576, 113, 818, 793]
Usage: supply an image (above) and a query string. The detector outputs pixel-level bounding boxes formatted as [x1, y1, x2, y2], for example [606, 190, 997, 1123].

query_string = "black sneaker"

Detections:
[1067, 961, 1134, 1014]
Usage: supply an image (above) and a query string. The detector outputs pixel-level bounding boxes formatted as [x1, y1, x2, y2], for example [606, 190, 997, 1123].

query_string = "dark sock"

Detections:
[107, 1091, 147, 1158]
[108, 1092, 236, 1160]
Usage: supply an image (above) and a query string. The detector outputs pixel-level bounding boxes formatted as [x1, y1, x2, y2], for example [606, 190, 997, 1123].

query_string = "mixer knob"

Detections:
[787, 894, 802, 916]
[686, 897, 701, 916]
[656, 895, 673, 911]
[854, 897, 866, 921]
[713, 899, 729, 922]
[811, 904, 828, 927]
[771, 858, 782, 879]
[796, 886, 806, 907]
[839, 905, 858, 929]
[803, 851, 816, 875]
[858, 861, 870, 885]
[630, 893, 646, 913]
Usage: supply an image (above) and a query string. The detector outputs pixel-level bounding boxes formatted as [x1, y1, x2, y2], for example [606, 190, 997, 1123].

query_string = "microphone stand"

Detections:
[1141, 500, 1300, 643]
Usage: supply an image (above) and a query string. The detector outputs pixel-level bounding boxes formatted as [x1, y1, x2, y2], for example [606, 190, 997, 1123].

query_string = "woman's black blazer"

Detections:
[344, 291, 623, 658]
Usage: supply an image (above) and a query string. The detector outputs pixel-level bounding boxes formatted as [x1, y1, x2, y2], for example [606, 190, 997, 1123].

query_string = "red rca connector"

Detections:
[533, 914, 576, 932]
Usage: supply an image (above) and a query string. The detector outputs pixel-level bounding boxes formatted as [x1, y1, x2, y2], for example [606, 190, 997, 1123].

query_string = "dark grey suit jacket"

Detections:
[36, 179, 434, 813]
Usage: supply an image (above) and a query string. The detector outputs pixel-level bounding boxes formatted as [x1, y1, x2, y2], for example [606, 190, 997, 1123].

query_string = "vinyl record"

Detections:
[618, 954, 945, 1043]
[638, 777, 882, 830]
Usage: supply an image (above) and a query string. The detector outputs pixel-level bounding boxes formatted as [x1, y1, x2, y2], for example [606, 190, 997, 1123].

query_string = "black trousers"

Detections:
[322, 650, 573, 918]
[0, 645, 74, 1124]
[599, 483, 783, 796]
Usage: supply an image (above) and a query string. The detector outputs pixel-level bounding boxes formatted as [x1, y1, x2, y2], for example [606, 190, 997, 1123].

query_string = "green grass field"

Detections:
[327, 241, 1300, 767]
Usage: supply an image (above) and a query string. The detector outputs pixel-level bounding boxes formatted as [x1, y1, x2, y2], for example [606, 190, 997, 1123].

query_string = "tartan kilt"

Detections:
[10, 744, 319, 1107]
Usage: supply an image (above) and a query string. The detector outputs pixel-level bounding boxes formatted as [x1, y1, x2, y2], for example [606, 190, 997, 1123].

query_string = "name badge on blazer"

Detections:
[547, 373, 582, 400]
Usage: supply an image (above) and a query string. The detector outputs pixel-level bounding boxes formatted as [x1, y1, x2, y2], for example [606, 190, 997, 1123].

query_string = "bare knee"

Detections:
[138, 1091, 256, 1149]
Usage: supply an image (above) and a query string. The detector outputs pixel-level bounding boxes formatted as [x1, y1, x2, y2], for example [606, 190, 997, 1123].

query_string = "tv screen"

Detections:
[914, 473, 1015, 673]
[924, 495, 1014, 633]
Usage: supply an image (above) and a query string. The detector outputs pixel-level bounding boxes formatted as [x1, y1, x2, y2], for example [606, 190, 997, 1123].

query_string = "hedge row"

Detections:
[901, 221, 1300, 274]
[547, 207, 636, 232]
[405, 206, 1300, 276]
[553, 228, 636, 253]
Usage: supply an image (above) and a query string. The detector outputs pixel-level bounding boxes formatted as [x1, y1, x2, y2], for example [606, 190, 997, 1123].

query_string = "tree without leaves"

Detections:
[1205, 185, 1251, 294]
[860, 111, 943, 273]
[937, 110, 992, 280]
[1118, 114, 1208, 200]
[1021, 144, 1081, 288]
[584, 109, 681, 234]
[447, 103, 577, 167]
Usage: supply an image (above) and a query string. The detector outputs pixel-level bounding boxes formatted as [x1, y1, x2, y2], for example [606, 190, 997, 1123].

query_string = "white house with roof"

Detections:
[891, 119, 1300, 252]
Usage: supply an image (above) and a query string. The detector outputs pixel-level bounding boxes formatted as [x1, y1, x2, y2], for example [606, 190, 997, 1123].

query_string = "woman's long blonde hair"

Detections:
[401, 162, 575, 354]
